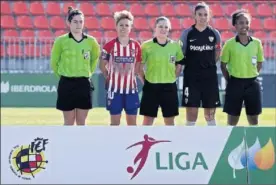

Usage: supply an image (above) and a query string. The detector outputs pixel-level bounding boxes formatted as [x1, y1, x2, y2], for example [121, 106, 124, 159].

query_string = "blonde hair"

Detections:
[114, 10, 134, 25]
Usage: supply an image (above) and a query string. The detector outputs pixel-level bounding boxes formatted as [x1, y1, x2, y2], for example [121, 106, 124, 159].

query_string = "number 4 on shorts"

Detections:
[184, 87, 189, 97]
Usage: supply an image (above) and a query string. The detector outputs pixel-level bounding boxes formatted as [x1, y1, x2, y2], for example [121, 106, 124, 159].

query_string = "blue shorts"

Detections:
[106, 91, 140, 115]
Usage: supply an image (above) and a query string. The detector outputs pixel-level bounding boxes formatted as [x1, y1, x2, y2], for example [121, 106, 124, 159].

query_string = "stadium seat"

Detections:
[264, 18, 276, 31]
[37, 30, 53, 38]
[129, 31, 137, 39]
[63, 2, 77, 15]
[253, 31, 267, 40]
[225, 4, 239, 16]
[85, 17, 101, 30]
[25, 44, 41, 57]
[149, 17, 158, 29]
[1, 15, 16, 29]
[170, 17, 181, 30]
[16, 16, 33, 29]
[256, 3, 273, 17]
[138, 31, 152, 40]
[269, 31, 276, 38]
[41, 44, 52, 57]
[7, 44, 23, 57]
[129, 4, 145, 16]
[145, 3, 160, 16]
[213, 18, 230, 30]
[95, 3, 111, 16]
[3, 29, 19, 38]
[101, 17, 115, 30]
[30, 1, 45, 15]
[182, 17, 195, 29]
[160, 3, 176, 17]
[79, 2, 96, 16]
[54, 30, 67, 37]
[241, 4, 257, 16]
[34, 16, 49, 29]
[134, 17, 148, 30]
[13, 1, 29, 15]
[221, 31, 235, 41]
[171, 31, 181, 40]
[104, 31, 117, 39]
[50, 16, 66, 29]
[20, 30, 35, 37]
[88, 30, 103, 42]
[264, 45, 275, 59]
[210, 4, 224, 17]
[274, 5, 276, 15]
[112, 3, 127, 12]
[1, 1, 12, 14]
[46, 2, 61, 15]
[1, 44, 5, 57]
[175, 3, 192, 16]
[250, 18, 262, 31]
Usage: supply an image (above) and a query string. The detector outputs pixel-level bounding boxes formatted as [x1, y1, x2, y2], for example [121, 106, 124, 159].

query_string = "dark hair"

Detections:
[67, 6, 84, 22]
[155, 16, 171, 30]
[231, 9, 251, 26]
[194, 2, 211, 14]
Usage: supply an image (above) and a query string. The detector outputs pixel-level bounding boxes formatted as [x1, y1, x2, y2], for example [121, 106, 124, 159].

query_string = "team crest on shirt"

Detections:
[209, 36, 214, 42]
[130, 49, 136, 57]
[83, 50, 90, 60]
[169, 55, 176, 64]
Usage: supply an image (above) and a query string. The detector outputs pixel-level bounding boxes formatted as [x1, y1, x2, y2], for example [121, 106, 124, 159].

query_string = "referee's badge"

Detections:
[170, 55, 176, 64]
[209, 36, 214, 42]
[178, 40, 183, 47]
[83, 50, 90, 60]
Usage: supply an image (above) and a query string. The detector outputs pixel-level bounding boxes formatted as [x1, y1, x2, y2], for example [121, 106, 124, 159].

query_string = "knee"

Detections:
[76, 117, 86, 126]
[64, 116, 75, 126]
[143, 116, 154, 125]
[204, 113, 215, 122]
[247, 116, 258, 125]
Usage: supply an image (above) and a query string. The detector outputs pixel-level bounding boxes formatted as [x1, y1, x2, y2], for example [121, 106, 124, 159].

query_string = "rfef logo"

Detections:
[9, 138, 49, 180]
[126, 134, 170, 180]
[228, 137, 275, 178]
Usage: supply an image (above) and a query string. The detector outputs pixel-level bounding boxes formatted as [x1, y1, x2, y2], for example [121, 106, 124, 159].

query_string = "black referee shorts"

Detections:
[56, 76, 93, 111]
[223, 76, 262, 116]
[139, 80, 179, 118]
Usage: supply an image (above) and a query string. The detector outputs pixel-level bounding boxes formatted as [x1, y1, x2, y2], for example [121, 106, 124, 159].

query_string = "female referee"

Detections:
[221, 9, 265, 126]
[51, 7, 100, 126]
[99, 10, 142, 126]
[139, 16, 184, 126]
[179, 2, 222, 126]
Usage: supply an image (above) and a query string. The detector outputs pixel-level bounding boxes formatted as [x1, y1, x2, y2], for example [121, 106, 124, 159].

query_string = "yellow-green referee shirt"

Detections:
[221, 36, 265, 78]
[51, 32, 100, 78]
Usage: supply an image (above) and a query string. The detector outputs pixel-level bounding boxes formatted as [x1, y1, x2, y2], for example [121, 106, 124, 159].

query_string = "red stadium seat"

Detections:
[210, 4, 224, 17]
[149, 17, 158, 29]
[145, 3, 160, 16]
[213, 18, 230, 30]
[264, 18, 276, 31]
[129, 4, 145, 16]
[41, 44, 52, 57]
[1, 1, 12, 14]
[253, 31, 267, 40]
[134, 17, 148, 30]
[225, 4, 239, 16]
[269, 31, 276, 39]
[257, 3, 273, 17]
[1, 15, 16, 29]
[221, 31, 234, 41]
[274, 5, 276, 15]
[50, 16, 66, 29]
[46, 2, 61, 15]
[34, 16, 49, 29]
[63, 2, 77, 15]
[7, 44, 23, 57]
[1, 44, 5, 57]
[241, 4, 257, 16]
[54, 30, 67, 37]
[101, 17, 115, 30]
[20, 30, 35, 37]
[104, 31, 117, 39]
[250, 18, 262, 31]
[85, 17, 101, 30]
[30, 1, 45, 15]
[138, 31, 152, 40]
[38, 30, 53, 38]
[79, 2, 96, 16]
[16, 16, 33, 29]
[129, 31, 137, 39]
[3, 29, 19, 37]
[160, 3, 176, 17]
[175, 3, 192, 16]
[264, 45, 274, 59]
[13, 1, 29, 15]
[170, 17, 181, 30]
[171, 31, 181, 40]
[95, 3, 111, 16]
[88, 30, 103, 42]
[112, 3, 127, 12]
[182, 17, 195, 29]
[25, 44, 41, 57]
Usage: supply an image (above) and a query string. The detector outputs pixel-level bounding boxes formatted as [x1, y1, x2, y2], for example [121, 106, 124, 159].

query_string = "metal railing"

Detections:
[1, 37, 276, 74]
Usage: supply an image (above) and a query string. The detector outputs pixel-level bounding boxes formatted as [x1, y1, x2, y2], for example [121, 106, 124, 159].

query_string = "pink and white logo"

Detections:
[126, 134, 171, 180]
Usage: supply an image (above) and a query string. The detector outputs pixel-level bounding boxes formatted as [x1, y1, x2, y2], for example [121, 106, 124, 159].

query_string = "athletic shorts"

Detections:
[223, 76, 262, 116]
[106, 91, 140, 115]
[140, 80, 179, 118]
[57, 76, 93, 111]
[182, 69, 221, 108]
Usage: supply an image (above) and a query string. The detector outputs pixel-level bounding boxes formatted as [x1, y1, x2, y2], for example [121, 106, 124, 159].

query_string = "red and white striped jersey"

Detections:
[101, 38, 142, 94]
